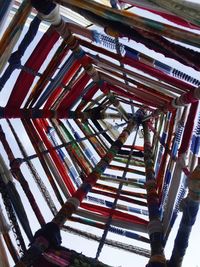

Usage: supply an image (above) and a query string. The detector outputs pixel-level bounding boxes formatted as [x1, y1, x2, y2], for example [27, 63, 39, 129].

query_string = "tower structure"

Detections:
[0, 1, 200, 266]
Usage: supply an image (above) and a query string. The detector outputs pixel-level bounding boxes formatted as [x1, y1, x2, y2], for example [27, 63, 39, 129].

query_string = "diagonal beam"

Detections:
[143, 120, 166, 267]
[15, 119, 136, 266]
